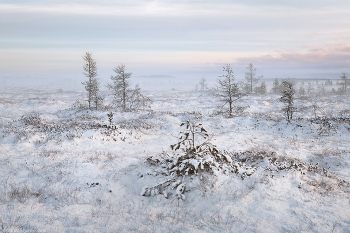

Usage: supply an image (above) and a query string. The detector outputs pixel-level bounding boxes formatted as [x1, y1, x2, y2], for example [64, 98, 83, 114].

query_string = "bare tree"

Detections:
[215, 64, 243, 117]
[280, 79, 296, 122]
[81, 52, 100, 109]
[340, 72, 348, 95]
[245, 63, 263, 94]
[108, 64, 132, 111]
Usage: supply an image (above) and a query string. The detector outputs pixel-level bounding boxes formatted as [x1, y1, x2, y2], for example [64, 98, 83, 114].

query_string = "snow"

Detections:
[0, 85, 350, 232]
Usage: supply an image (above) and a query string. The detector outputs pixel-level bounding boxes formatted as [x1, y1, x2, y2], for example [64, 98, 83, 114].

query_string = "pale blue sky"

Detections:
[1, 0, 349, 83]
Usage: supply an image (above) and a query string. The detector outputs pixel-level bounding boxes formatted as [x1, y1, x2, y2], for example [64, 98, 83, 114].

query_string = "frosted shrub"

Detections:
[72, 100, 86, 110]
[141, 129, 347, 200]
[21, 113, 42, 126]
[140, 121, 248, 199]
[309, 116, 347, 136]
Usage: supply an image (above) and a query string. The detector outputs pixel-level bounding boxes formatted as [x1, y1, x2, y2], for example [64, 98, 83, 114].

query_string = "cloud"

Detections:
[0, 1, 349, 80]
[1, 4, 349, 51]
[2, 0, 350, 17]
[232, 43, 350, 78]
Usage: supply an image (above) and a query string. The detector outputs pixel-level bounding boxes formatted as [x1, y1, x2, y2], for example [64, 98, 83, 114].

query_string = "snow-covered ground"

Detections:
[0, 86, 349, 232]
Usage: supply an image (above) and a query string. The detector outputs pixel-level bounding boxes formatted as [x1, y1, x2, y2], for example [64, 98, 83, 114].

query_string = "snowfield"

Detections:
[0, 86, 350, 232]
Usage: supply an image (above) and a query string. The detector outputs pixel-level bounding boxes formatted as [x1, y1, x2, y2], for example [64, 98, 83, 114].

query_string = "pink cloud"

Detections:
[235, 43, 350, 68]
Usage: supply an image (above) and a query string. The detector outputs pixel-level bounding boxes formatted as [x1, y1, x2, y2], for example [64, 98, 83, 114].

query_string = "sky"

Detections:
[1, 0, 350, 88]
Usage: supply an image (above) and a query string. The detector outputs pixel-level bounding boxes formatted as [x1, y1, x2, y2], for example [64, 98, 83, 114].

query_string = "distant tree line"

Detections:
[200, 64, 347, 121]
[272, 74, 349, 97]
[81, 52, 348, 122]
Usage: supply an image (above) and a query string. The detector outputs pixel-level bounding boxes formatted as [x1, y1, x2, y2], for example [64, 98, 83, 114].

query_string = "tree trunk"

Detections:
[345, 80, 347, 95]
[250, 79, 253, 94]
[123, 88, 126, 111]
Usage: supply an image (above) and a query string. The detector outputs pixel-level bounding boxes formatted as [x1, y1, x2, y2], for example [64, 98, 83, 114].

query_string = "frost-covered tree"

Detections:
[340, 72, 348, 95]
[260, 81, 267, 95]
[108, 64, 151, 111]
[91, 78, 104, 110]
[199, 77, 208, 92]
[298, 86, 306, 96]
[108, 64, 132, 111]
[310, 98, 322, 119]
[254, 81, 267, 95]
[307, 83, 315, 95]
[215, 64, 243, 117]
[317, 83, 326, 96]
[245, 63, 263, 94]
[272, 79, 280, 94]
[127, 84, 152, 111]
[141, 121, 234, 199]
[280, 80, 296, 122]
[325, 79, 333, 85]
[81, 52, 100, 109]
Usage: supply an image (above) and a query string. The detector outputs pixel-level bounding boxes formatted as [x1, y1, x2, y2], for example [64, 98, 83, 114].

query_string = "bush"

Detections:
[72, 100, 86, 110]
[140, 121, 244, 200]
[140, 127, 347, 200]
[20, 112, 42, 126]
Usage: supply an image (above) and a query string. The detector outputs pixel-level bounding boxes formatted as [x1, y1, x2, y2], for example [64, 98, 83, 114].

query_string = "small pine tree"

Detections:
[215, 64, 243, 117]
[199, 77, 208, 92]
[272, 79, 280, 94]
[82, 52, 100, 109]
[317, 83, 326, 96]
[307, 83, 314, 95]
[260, 81, 267, 95]
[280, 80, 296, 122]
[108, 64, 151, 111]
[107, 112, 114, 126]
[340, 72, 348, 95]
[325, 79, 333, 85]
[310, 99, 320, 118]
[128, 84, 152, 111]
[108, 64, 132, 111]
[91, 77, 104, 110]
[254, 81, 267, 95]
[245, 63, 263, 94]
